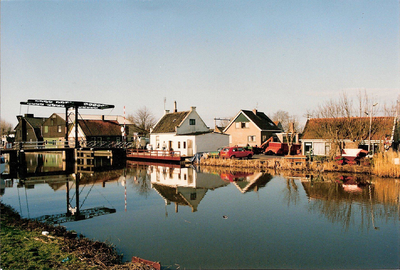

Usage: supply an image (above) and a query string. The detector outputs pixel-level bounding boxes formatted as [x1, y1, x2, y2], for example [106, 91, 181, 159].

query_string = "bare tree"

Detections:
[307, 91, 381, 157]
[271, 110, 301, 132]
[127, 106, 156, 133]
[0, 119, 13, 136]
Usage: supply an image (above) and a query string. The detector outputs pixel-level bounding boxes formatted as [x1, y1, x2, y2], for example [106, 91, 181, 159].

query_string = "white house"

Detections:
[150, 106, 229, 156]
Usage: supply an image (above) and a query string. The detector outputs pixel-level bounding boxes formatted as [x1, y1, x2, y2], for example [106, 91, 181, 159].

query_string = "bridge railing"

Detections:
[2, 140, 134, 150]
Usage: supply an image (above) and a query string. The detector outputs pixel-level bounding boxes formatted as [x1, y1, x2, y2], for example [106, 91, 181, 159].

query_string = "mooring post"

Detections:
[75, 172, 80, 221]
[75, 106, 79, 148]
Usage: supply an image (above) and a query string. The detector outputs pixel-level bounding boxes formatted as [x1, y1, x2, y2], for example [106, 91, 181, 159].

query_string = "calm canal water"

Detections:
[1, 153, 399, 269]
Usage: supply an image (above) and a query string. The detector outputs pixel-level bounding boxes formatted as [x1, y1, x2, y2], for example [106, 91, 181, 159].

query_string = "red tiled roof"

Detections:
[301, 117, 395, 140]
[77, 120, 122, 136]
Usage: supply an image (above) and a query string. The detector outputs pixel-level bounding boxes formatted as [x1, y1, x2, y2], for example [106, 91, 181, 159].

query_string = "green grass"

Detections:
[1, 223, 91, 270]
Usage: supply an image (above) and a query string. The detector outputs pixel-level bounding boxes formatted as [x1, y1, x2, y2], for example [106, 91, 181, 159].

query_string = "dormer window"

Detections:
[189, 119, 196, 125]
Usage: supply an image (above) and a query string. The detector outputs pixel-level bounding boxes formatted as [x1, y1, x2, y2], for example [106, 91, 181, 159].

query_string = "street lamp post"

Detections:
[368, 103, 378, 154]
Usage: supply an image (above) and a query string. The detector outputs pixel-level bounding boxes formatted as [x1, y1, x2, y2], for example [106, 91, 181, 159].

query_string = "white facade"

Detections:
[150, 132, 229, 156]
[150, 106, 229, 156]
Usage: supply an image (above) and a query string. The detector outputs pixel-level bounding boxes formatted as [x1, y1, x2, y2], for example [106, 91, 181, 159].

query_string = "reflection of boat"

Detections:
[338, 176, 367, 193]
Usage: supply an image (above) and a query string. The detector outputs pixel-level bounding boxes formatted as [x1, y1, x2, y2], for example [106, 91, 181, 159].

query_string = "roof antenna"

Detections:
[164, 97, 166, 110]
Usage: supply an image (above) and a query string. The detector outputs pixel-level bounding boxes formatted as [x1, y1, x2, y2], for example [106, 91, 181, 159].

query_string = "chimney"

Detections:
[174, 101, 177, 112]
[191, 106, 196, 111]
[289, 122, 295, 133]
[253, 109, 257, 115]
[164, 110, 170, 115]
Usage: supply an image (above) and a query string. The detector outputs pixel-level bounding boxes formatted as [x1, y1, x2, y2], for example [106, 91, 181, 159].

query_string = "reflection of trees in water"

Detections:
[283, 178, 300, 207]
[301, 175, 399, 231]
[126, 165, 152, 197]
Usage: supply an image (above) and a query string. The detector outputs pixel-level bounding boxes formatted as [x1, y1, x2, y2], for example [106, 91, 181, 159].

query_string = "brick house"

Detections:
[68, 119, 123, 147]
[14, 114, 47, 143]
[223, 109, 282, 147]
[42, 113, 67, 146]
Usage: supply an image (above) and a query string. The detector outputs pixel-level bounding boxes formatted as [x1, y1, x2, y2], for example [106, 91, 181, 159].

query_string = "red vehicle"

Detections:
[219, 146, 253, 159]
[264, 142, 301, 155]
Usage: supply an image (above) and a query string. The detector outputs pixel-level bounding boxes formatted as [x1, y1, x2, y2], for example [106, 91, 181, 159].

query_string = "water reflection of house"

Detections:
[221, 172, 273, 193]
[300, 177, 370, 202]
[149, 164, 228, 212]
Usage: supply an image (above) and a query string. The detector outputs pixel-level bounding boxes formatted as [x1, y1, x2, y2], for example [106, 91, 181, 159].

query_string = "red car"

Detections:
[219, 146, 253, 159]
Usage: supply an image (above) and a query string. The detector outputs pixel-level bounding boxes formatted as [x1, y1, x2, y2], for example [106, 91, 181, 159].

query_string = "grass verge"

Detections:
[0, 203, 145, 269]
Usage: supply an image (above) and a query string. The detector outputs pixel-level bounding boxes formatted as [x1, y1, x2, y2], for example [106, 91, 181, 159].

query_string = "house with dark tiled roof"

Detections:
[15, 114, 47, 143]
[300, 116, 399, 156]
[150, 106, 229, 156]
[223, 109, 283, 147]
[68, 119, 123, 146]
[42, 113, 67, 147]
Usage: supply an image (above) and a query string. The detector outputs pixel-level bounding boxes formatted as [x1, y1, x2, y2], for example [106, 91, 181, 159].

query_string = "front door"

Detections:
[169, 141, 173, 151]
[187, 139, 193, 156]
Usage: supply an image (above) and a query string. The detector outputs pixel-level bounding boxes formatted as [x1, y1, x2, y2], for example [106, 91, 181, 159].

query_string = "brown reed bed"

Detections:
[198, 156, 373, 175]
[372, 150, 400, 178]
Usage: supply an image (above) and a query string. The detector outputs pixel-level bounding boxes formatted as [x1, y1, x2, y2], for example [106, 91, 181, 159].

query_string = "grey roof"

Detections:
[151, 111, 190, 133]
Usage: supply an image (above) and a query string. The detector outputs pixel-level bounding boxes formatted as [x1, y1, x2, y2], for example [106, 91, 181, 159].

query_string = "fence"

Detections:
[1, 140, 134, 150]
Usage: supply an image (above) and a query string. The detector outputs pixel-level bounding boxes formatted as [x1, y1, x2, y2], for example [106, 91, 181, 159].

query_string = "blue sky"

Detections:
[1, 0, 399, 127]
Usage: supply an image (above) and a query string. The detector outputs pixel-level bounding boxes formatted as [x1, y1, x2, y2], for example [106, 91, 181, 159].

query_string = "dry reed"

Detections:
[373, 150, 400, 178]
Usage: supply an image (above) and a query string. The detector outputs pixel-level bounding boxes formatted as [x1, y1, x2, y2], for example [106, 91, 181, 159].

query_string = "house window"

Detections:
[44, 126, 48, 133]
[183, 142, 186, 149]
[178, 141, 181, 149]
[248, 135, 256, 142]
[58, 126, 62, 133]
[304, 142, 312, 154]
[190, 193, 197, 200]
[189, 119, 196, 125]
[236, 122, 249, 129]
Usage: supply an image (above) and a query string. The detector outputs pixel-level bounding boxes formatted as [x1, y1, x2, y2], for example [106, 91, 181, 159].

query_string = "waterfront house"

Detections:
[68, 119, 123, 147]
[300, 116, 399, 156]
[70, 114, 146, 143]
[42, 113, 67, 147]
[14, 114, 47, 143]
[149, 106, 229, 156]
[223, 109, 282, 147]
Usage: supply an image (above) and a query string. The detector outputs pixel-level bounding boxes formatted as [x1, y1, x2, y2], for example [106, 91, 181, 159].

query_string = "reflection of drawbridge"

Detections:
[35, 207, 116, 224]
[12, 169, 119, 224]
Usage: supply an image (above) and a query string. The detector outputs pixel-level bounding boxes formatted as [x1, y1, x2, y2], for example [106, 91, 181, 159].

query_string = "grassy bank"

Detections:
[0, 203, 145, 270]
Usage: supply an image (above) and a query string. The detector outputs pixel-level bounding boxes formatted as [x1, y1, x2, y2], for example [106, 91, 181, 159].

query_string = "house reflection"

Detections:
[298, 174, 399, 230]
[147, 163, 228, 212]
[223, 172, 273, 194]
